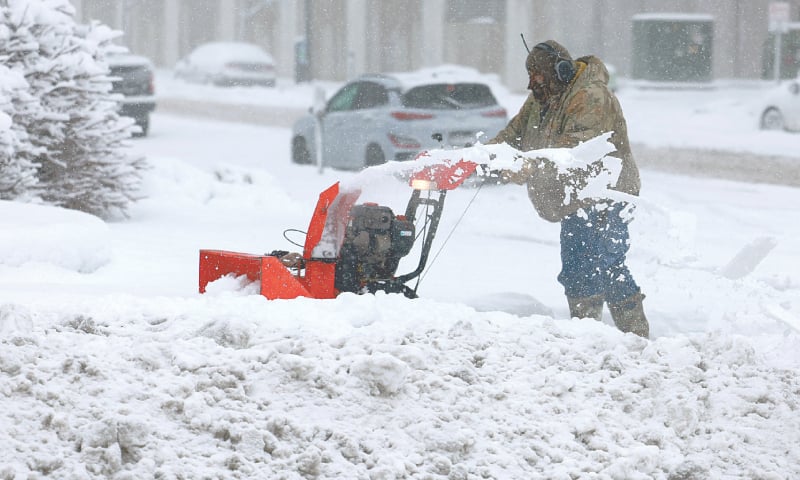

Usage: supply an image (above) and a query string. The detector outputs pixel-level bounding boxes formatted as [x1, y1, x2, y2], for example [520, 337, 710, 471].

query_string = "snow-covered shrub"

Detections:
[0, 0, 146, 219]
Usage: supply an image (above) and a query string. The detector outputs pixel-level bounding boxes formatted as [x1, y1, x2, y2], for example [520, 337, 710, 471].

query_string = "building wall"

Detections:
[73, 0, 800, 91]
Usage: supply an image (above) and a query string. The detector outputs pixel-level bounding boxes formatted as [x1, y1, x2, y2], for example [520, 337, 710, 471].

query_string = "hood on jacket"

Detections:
[573, 55, 610, 88]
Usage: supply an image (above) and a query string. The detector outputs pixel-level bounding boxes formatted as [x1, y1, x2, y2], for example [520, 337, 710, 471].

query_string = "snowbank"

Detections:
[0, 201, 110, 272]
[1, 293, 799, 478]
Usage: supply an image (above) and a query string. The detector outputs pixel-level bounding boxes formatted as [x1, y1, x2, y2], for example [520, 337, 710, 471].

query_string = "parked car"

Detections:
[291, 66, 508, 170]
[174, 41, 276, 87]
[759, 76, 800, 132]
[107, 52, 156, 137]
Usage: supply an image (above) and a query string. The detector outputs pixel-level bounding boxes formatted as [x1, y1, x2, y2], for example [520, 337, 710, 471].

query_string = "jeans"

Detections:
[558, 202, 640, 304]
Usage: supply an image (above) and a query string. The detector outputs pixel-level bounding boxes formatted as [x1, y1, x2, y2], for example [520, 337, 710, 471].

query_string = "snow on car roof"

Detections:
[106, 52, 153, 68]
[189, 41, 275, 63]
[368, 64, 500, 91]
[632, 12, 714, 22]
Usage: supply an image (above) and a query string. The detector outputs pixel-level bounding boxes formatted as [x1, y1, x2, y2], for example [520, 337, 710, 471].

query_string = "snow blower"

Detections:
[198, 159, 478, 300]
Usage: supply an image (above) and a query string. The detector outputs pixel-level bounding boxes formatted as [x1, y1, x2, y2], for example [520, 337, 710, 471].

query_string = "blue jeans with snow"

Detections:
[557, 202, 640, 304]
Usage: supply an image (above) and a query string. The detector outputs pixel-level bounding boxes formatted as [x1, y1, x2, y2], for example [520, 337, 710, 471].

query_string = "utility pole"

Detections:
[768, 2, 791, 82]
[304, 0, 313, 81]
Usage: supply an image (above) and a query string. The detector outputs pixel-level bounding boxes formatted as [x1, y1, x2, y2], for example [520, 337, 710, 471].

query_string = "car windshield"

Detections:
[401, 83, 497, 110]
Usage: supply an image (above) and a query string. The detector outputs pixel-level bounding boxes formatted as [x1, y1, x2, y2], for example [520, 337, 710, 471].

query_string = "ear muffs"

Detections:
[554, 60, 576, 84]
[534, 42, 576, 84]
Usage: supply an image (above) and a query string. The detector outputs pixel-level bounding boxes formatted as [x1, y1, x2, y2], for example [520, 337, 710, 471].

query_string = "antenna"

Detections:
[520, 33, 531, 54]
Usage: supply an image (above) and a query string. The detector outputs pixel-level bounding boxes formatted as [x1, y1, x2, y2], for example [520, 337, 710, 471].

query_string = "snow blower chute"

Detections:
[198, 159, 478, 299]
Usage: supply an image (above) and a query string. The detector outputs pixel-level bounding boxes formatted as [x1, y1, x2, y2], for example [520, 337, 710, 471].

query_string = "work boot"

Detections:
[567, 294, 604, 322]
[608, 293, 650, 338]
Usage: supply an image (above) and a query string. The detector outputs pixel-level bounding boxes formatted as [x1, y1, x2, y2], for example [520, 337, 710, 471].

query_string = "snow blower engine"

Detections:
[198, 159, 478, 300]
[333, 202, 415, 295]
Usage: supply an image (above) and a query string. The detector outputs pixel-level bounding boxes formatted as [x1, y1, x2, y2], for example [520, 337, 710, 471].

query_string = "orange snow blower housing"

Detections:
[198, 159, 478, 300]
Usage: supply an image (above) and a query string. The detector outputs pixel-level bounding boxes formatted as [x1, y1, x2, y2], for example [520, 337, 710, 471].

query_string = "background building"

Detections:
[72, 0, 800, 91]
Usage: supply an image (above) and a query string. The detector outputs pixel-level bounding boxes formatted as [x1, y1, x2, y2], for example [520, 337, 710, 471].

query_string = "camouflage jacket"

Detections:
[490, 56, 641, 221]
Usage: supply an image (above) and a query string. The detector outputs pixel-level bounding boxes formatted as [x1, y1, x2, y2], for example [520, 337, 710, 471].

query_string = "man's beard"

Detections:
[531, 84, 548, 104]
[532, 80, 565, 106]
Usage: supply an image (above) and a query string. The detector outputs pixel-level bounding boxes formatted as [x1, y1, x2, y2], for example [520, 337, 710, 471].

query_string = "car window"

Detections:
[327, 83, 360, 112]
[401, 83, 498, 110]
[353, 82, 389, 109]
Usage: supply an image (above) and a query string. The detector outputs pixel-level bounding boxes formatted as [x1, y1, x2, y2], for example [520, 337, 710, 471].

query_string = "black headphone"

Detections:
[533, 42, 576, 84]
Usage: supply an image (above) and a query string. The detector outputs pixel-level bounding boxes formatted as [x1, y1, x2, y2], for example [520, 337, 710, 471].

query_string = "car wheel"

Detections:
[365, 144, 386, 167]
[292, 137, 312, 165]
[133, 115, 149, 137]
[761, 108, 785, 131]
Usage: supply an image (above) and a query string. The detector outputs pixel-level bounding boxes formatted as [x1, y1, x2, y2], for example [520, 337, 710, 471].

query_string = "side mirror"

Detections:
[312, 86, 326, 116]
[790, 82, 800, 95]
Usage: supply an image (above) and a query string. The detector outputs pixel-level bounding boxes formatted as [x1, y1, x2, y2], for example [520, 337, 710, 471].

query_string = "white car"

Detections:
[291, 65, 508, 170]
[759, 76, 800, 132]
[174, 41, 276, 87]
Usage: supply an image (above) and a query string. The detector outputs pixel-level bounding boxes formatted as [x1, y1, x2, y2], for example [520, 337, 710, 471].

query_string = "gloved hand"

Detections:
[505, 157, 545, 184]
[488, 165, 534, 185]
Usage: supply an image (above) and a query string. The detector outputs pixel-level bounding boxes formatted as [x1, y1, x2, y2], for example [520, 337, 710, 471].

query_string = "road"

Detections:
[634, 144, 800, 187]
[156, 97, 305, 128]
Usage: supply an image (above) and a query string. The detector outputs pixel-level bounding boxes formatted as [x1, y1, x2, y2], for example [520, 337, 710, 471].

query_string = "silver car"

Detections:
[291, 67, 508, 170]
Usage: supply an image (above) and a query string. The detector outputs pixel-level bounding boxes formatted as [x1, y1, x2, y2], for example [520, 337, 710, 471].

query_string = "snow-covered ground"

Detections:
[1, 71, 799, 479]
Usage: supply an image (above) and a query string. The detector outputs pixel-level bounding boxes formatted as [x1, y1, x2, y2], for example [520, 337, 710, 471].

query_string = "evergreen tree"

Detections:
[2, 0, 146, 219]
[0, 63, 39, 199]
[0, 6, 42, 200]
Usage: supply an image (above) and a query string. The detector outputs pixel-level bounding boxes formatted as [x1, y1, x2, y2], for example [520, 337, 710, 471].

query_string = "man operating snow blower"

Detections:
[487, 39, 649, 338]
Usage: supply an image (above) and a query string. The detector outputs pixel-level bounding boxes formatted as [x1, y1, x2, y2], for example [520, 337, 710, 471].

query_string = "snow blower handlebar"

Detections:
[388, 159, 479, 292]
[394, 188, 446, 287]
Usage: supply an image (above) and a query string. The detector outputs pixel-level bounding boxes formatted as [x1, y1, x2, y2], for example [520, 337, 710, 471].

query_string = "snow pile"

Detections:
[1, 294, 799, 479]
[0, 200, 110, 272]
